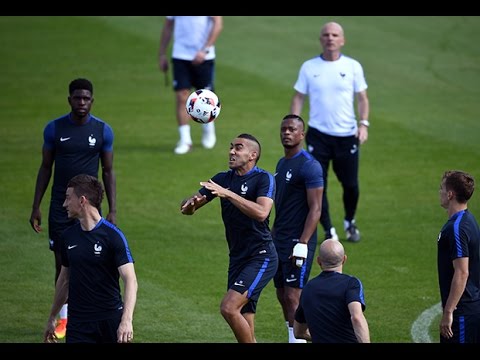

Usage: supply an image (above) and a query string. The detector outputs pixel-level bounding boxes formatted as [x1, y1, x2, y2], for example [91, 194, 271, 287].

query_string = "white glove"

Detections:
[293, 243, 308, 267]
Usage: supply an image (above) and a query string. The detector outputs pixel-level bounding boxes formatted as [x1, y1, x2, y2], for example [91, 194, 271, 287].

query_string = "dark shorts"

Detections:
[440, 312, 480, 343]
[273, 241, 316, 289]
[306, 127, 359, 187]
[48, 219, 76, 252]
[172, 58, 215, 91]
[228, 242, 278, 314]
[66, 311, 122, 343]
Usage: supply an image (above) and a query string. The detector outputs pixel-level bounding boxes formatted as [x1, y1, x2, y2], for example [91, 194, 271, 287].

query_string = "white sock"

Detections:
[178, 124, 192, 145]
[344, 219, 355, 231]
[202, 121, 215, 135]
[59, 303, 68, 319]
[287, 322, 306, 343]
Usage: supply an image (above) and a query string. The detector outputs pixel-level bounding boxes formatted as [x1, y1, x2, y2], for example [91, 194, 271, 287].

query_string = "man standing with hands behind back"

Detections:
[290, 21, 369, 243]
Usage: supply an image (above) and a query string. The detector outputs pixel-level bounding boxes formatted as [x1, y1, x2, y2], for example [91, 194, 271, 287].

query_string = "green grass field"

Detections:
[1, 16, 479, 343]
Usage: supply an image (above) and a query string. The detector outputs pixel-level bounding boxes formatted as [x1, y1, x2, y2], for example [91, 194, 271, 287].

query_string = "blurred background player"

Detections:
[159, 16, 223, 154]
[30, 78, 117, 339]
[290, 21, 370, 242]
[272, 114, 324, 343]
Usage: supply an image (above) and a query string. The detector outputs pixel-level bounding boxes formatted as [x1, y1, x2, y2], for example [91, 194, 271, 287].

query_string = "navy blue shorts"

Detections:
[66, 312, 123, 343]
[440, 312, 480, 343]
[228, 242, 278, 314]
[48, 220, 76, 252]
[172, 58, 215, 91]
[273, 241, 316, 289]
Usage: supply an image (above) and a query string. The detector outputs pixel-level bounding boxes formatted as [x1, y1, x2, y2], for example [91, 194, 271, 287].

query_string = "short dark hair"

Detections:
[69, 78, 93, 95]
[67, 174, 104, 210]
[282, 114, 305, 130]
[443, 170, 475, 203]
[237, 133, 261, 163]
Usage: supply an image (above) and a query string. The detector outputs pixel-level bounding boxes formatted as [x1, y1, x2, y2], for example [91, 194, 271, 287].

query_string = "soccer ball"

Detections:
[185, 89, 221, 124]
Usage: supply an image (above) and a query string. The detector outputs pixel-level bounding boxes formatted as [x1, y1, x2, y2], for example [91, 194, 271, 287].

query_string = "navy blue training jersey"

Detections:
[295, 271, 366, 343]
[44, 113, 114, 228]
[273, 149, 324, 253]
[60, 218, 134, 322]
[437, 209, 480, 315]
[199, 166, 276, 263]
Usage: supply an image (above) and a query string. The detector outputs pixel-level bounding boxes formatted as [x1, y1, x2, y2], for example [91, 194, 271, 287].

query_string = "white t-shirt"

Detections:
[167, 16, 216, 61]
[293, 54, 367, 136]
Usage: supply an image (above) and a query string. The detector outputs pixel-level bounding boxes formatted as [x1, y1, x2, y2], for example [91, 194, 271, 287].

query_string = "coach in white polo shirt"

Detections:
[290, 21, 370, 243]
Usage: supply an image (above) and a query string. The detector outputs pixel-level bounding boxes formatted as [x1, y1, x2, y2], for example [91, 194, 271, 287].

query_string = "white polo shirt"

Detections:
[293, 54, 367, 136]
[167, 16, 216, 61]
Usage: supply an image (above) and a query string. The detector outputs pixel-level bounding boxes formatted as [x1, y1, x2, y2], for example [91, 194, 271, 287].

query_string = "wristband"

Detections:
[359, 119, 370, 127]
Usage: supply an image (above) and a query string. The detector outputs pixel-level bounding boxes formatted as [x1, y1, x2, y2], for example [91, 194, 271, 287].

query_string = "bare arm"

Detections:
[298, 187, 323, 244]
[44, 266, 69, 343]
[293, 320, 311, 342]
[356, 90, 370, 145]
[30, 148, 54, 233]
[204, 16, 223, 50]
[101, 151, 117, 225]
[117, 262, 138, 343]
[158, 18, 174, 72]
[440, 257, 469, 339]
[290, 91, 305, 116]
[348, 301, 370, 343]
[356, 90, 369, 121]
[291, 186, 323, 264]
[192, 16, 224, 65]
[201, 179, 273, 222]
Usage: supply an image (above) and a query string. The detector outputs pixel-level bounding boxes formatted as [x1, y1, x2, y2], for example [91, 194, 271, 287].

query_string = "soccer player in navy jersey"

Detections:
[30, 78, 117, 338]
[294, 239, 370, 343]
[43, 174, 137, 344]
[437, 170, 480, 343]
[180, 133, 278, 343]
[272, 114, 324, 343]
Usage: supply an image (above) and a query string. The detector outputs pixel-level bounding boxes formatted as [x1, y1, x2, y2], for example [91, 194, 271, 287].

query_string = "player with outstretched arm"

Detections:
[180, 133, 278, 343]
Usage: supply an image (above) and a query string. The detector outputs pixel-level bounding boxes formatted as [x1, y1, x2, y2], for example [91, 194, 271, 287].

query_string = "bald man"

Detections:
[290, 21, 370, 244]
[293, 239, 370, 343]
